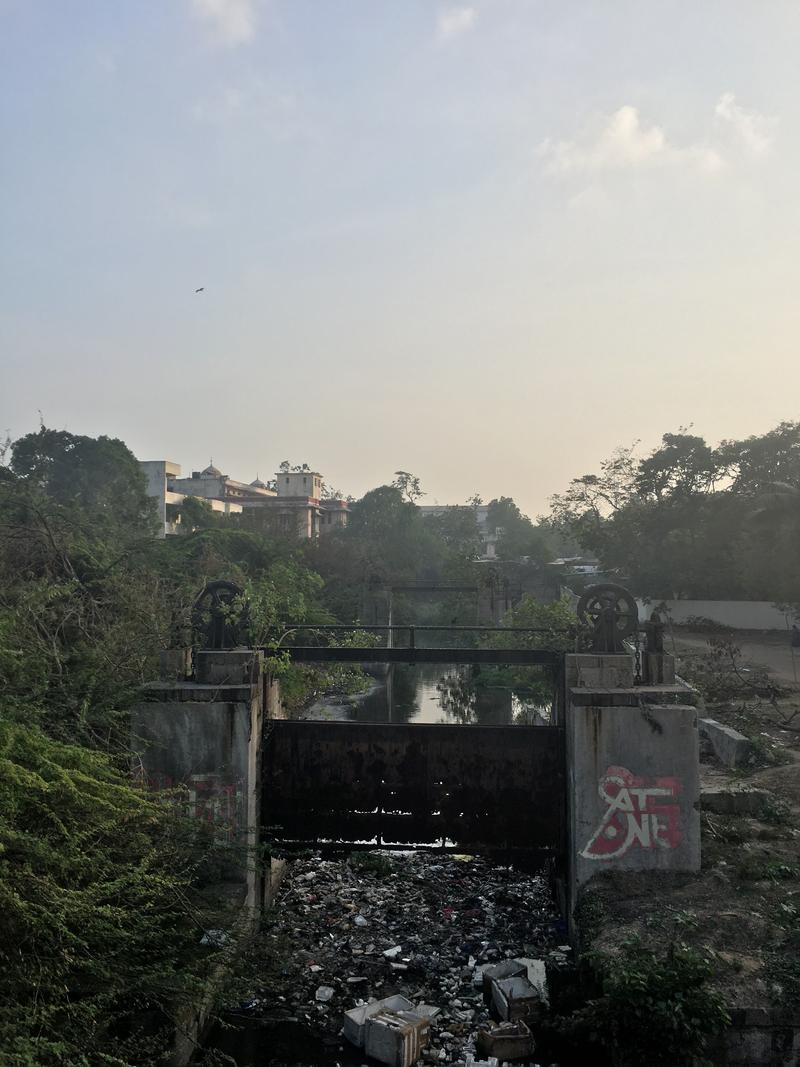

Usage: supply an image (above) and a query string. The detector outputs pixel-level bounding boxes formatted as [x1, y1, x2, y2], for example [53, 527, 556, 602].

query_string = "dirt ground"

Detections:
[670, 627, 800, 687]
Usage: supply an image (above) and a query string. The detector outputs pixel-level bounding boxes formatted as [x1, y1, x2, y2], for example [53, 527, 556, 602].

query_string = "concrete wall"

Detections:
[638, 599, 798, 631]
[277, 471, 322, 499]
[140, 459, 182, 536]
[132, 652, 265, 908]
[565, 653, 700, 904]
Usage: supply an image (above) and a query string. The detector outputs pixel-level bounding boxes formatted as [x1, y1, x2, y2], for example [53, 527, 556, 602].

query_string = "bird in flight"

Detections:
[195, 286, 205, 293]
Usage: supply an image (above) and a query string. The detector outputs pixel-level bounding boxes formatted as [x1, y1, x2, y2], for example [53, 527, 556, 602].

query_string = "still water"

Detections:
[304, 664, 552, 726]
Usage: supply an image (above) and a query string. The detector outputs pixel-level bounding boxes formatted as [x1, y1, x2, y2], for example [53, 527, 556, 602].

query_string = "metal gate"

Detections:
[263, 720, 565, 857]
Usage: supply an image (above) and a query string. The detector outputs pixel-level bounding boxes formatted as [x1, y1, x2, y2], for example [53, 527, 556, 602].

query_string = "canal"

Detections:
[303, 664, 553, 726]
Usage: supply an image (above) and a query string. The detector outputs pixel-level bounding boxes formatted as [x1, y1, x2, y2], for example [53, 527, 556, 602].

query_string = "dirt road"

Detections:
[669, 628, 800, 687]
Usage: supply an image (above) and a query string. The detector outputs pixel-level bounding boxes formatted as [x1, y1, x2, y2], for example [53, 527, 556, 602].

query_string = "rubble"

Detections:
[229, 850, 564, 1065]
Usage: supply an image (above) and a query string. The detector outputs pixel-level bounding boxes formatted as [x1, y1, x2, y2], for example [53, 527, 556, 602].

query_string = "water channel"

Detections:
[303, 664, 553, 726]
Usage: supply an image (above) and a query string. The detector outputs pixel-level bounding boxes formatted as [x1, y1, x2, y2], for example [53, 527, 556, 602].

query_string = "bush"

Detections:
[0, 717, 223, 1065]
[574, 937, 729, 1067]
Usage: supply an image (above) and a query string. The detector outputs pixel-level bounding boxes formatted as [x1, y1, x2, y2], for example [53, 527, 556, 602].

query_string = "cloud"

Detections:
[539, 105, 723, 176]
[715, 92, 776, 155]
[437, 6, 477, 41]
[190, 0, 257, 46]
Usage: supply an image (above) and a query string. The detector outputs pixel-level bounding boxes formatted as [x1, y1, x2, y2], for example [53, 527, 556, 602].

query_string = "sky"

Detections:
[1, 1, 799, 516]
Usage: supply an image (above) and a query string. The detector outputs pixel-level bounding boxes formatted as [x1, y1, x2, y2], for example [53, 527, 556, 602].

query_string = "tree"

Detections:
[487, 497, 551, 562]
[547, 422, 800, 602]
[392, 470, 425, 503]
[0, 717, 225, 1065]
[9, 427, 157, 536]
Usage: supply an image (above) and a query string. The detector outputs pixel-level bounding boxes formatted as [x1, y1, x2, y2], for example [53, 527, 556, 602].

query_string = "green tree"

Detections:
[0, 717, 224, 1065]
[487, 497, 551, 562]
[9, 427, 157, 536]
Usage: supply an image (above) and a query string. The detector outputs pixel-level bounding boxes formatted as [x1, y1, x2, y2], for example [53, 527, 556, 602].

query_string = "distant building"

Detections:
[139, 460, 348, 538]
[250, 470, 349, 538]
[140, 460, 242, 537]
[170, 464, 277, 506]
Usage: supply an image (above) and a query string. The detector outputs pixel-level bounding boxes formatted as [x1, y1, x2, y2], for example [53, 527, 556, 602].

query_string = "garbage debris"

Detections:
[490, 975, 545, 1022]
[476, 1019, 535, 1061]
[225, 851, 564, 1066]
[364, 1008, 431, 1067]
[343, 994, 414, 1047]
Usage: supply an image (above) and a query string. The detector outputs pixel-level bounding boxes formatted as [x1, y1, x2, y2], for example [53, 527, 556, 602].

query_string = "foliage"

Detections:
[549, 422, 800, 603]
[478, 595, 576, 702]
[487, 497, 552, 562]
[0, 716, 224, 1066]
[574, 938, 729, 1067]
[391, 470, 425, 503]
[9, 427, 158, 536]
[176, 494, 219, 531]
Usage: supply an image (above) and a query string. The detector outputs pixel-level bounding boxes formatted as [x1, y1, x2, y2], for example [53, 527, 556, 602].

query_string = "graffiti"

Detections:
[581, 765, 682, 860]
[140, 772, 243, 843]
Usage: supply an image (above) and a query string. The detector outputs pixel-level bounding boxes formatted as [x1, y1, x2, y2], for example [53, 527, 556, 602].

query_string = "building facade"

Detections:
[139, 460, 348, 538]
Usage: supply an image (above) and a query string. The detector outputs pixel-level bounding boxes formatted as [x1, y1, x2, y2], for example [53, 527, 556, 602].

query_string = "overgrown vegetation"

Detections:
[571, 938, 730, 1067]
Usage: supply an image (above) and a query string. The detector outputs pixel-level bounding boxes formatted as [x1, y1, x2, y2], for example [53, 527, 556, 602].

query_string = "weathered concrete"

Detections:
[132, 651, 265, 909]
[700, 786, 771, 816]
[568, 702, 700, 889]
[715, 1009, 800, 1066]
[700, 718, 754, 769]
[566, 654, 634, 689]
[569, 684, 697, 707]
[565, 652, 701, 916]
[195, 649, 259, 686]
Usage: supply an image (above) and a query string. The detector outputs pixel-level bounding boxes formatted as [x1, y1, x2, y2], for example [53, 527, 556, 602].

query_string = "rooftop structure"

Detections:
[139, 459, 348, 538]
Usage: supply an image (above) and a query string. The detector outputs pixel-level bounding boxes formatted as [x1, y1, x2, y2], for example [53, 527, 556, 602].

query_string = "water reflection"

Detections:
[316, 665, 552, 725]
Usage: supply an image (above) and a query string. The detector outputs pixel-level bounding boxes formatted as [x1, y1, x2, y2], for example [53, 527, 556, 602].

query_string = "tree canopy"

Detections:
[549, 422, 800, 603]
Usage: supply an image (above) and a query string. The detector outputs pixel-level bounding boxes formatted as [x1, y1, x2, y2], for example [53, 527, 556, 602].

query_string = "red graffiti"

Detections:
[581, 765, 682, 861]
[140, 773, 242, 843]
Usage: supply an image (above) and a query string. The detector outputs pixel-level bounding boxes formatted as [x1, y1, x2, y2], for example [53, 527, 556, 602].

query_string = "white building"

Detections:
[140, 460, 242, 537]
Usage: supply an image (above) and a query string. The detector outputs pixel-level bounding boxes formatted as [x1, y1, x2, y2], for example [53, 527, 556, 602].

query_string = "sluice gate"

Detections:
[263, 719, 565, 857]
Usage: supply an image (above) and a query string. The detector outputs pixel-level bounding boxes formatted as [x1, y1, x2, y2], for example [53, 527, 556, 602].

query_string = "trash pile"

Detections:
[235, 852, 570, 1066]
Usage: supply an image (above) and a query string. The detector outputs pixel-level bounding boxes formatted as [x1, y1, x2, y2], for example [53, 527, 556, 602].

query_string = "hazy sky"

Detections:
[2, 2, 799, 515]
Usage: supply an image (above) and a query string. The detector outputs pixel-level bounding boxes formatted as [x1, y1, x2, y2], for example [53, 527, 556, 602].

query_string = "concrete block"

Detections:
[364, 1010, 430, 1067]
[343, 995, 413, 1048]
[568, 703, 700, 890]
[566, 653, 634, 689]
[700, 787, 771, 816]
[195, 650, 260, 686]
[158, 648, 192, 681]
[490, 976, 545, 1022]
[699, 719, 753, 769]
